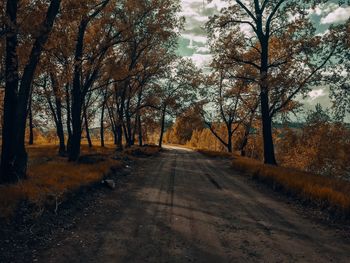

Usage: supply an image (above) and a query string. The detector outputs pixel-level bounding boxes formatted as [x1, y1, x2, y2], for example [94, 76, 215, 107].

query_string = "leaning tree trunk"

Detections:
[50, 73, 66, 156]
[84, 108, 92, 148]
[1, 0, 61, 182]
[55, 99, 66, 156]
[14, 0, 61, 178]
[239, 112, 255, 157]
[158, 105, 166, 148]
[100, 100, 106, 147]
[28, 93, 34, 145]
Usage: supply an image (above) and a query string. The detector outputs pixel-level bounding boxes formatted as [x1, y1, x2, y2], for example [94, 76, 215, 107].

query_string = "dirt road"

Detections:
[39, 146, 350, 263]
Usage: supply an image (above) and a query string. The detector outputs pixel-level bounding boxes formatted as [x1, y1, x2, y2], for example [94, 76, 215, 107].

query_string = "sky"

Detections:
[177, 0, 350, 119]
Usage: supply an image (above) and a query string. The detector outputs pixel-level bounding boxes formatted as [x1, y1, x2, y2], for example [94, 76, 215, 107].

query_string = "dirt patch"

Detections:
[0, 158, 133, 263]
[2, 147, 350, 263]
[77, 154, 108, 164]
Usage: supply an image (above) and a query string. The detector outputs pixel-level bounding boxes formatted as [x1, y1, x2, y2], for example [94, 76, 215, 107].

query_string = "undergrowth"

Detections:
[232, 157, 350, 217]
[196, 149, 234, 158]
[123, 145, 161, 157]
[194, 147, 350, 217]
[0, 144, 159, 219]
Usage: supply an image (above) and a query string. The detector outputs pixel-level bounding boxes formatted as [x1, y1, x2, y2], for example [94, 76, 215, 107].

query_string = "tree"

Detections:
[155, 59, 202, 147]
[1, 0, 61, 183]
[279, 104, 350, 178]
[170, 107, 204, 145]
[327, 19, 350, 120]
[200, 66, 259, 153]
[207, 0, 345, 164]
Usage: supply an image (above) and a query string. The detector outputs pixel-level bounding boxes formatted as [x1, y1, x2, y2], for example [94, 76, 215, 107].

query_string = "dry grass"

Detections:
[123, 145, 161, 157]
[0, 144, 161, 219]
[0, 144, 122, 219]
[232, 157, 350, 215]
[196, 149, 235, 159]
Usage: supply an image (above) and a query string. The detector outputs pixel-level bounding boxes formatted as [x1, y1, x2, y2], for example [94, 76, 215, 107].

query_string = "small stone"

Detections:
[103, 179, 116, 189]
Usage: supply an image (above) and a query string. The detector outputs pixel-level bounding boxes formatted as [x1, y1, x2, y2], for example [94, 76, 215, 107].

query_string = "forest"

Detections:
[0, 0, 350, 262]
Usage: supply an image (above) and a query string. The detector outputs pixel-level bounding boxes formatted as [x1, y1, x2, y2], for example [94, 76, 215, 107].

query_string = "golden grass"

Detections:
[232, 157, 350, 215]
[123, 145, 161, 157]
[0, 144, 161, 219]
[196, 149, 235, 159]
[0, 145, 122, 219]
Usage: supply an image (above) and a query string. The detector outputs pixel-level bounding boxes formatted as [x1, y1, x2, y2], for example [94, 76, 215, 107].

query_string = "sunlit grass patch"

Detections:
[232, 157, 350, 215]
[0, 144, 161, 219]
[196, 149, 234, 159]
[0, 145, 122, 219]
[123, 145, 161, 157]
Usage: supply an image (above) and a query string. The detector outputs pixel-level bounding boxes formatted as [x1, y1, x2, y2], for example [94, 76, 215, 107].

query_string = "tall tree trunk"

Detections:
[124, 85, 133, 147]
[227, 129, 232, 153]
[56, 103, 66, 157]
[239, 111, 255, 157]
[115, 83, 126, 151]
[14, 0, 61, 177]
[28, 93, 34, 145]
[69, 19, 88, 161]
[1, 0, 60, 182]
[1, 0, 20, 183]
[260, 38, 277, 165]
[122, 121, 129, 147]
[65, 83, 72, 151]
[107, 103, 117, 145]
[135, 87, 143, 146]
[158, 105, 166, 148]
[116, 123, 123, 151]
[84, 108, 92, 148]
[50, 73, 66, 156]
[100, 100, 106, 147]
[138, 114, 143, 146]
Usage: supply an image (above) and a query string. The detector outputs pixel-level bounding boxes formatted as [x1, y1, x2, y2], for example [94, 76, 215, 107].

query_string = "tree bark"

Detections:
[14, 0, 61, 178]
[69, 19, 88, 161]
[239, 111, 255, 157]
[28, 93, 34, 145]
[64, 83, 72, 148]
[100, 97, 106, 147]
[137, 114, 143, 146]
[158, 105, 166, 148]
[84, 107, 92, 148]
[1, 0, 60, 182]
[0, 0, 19, 183]
[116, 123, 123, 151]
[259, 38, 277, 165]
[49, 73, 66, 156]
[227, 129, 232, 153]
[136, 86, 143, 146]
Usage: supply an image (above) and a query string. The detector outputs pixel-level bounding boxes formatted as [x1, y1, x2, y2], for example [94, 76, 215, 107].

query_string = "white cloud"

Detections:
[321, 6, 350, 24]
[309, 3, 338, 16]
[206, 0, 229, 10]
[196, 46, 210, 53]
[189, 53, 212, 68]
[308, 89, 326, 100]
[182, 33, 208, 44]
